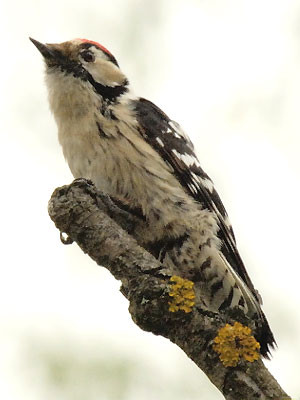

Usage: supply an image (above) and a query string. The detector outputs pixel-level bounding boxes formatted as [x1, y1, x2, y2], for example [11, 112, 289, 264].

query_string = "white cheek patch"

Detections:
[82, 48, 124, 87]
[84, 60, 121, 86]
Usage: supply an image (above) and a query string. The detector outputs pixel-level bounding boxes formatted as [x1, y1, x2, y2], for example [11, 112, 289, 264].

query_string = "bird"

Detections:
[30, 37, 275, 357]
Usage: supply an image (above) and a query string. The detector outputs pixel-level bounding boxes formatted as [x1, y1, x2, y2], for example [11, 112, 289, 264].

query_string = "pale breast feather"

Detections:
[133, 97, 260, 301]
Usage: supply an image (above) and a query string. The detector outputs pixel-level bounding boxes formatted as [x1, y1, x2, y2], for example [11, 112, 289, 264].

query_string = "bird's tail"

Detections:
[218, 253, 276, 357]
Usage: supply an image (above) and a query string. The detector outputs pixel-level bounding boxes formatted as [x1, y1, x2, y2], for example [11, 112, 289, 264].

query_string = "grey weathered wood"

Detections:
[48, 179, 290, 400]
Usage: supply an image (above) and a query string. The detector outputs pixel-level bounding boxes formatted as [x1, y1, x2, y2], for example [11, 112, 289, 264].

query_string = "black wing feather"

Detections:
[134, 97, 260, 302]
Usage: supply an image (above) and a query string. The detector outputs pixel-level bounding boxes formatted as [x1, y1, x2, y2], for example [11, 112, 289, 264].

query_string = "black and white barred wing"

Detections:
[134, 97, 259, 302]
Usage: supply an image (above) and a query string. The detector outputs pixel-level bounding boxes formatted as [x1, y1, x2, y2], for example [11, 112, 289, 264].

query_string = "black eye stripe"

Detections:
[81, 50, 95, 62]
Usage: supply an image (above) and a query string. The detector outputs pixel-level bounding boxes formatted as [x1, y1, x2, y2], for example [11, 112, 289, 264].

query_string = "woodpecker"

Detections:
[30, 37, 275, 356]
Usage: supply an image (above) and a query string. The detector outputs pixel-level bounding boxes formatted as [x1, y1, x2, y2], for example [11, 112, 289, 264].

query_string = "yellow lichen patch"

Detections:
[213, 322, 260, 367]
[168, 275, 195, 313]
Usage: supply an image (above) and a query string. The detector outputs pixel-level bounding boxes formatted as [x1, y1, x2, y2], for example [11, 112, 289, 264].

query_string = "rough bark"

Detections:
[48, 179, 290, 400]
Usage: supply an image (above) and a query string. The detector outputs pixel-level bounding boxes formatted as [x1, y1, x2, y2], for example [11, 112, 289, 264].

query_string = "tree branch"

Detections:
[48, 179, 290, 400]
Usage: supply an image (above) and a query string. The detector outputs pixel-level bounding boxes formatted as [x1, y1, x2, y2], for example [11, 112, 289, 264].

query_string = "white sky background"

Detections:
[0, 0, 300, 398]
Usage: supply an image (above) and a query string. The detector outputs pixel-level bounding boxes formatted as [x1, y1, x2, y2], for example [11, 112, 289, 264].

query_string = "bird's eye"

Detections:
[81, 51, 95, 63]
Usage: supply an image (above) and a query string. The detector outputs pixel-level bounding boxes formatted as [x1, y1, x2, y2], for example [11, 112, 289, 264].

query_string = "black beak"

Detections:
[29, 37, 56, 60]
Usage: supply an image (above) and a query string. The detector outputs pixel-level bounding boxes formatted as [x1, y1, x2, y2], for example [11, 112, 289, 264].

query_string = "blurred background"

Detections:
[1, 0, 300, 399]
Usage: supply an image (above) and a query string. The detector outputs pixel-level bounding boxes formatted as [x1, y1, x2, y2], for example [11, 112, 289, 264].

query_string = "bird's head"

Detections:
[30, 38, 129, 102]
